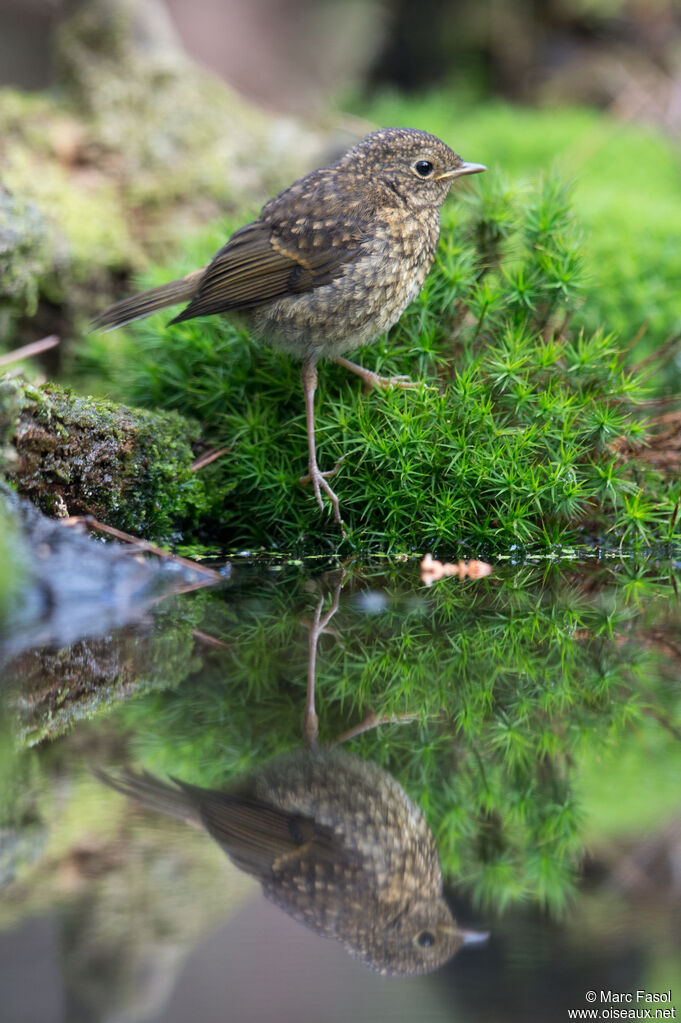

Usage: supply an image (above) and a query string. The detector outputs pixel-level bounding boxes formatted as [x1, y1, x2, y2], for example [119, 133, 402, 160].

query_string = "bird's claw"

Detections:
[299, 456, 347, 533]
[361, 371, 437, 393]
[298, 455, 345, 487]
[374, 373, 413, 389]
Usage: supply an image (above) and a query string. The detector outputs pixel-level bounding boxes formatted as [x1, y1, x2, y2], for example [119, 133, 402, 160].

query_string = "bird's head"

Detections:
[348, 894, 488, 976]
[345, 127, 486, 209]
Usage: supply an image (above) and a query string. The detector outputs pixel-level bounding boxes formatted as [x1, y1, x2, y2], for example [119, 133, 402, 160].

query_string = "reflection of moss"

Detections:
[0, 497, 24, 617]
[4, 557, 681, 922]
[0, 728, 44, 888]
[577, 718, 681, 841]
[3, 376, 208, 540]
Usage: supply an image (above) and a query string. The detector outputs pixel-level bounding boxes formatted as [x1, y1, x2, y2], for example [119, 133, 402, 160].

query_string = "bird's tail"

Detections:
[90, 267, 206, 332]
[93, 768, 202, 827]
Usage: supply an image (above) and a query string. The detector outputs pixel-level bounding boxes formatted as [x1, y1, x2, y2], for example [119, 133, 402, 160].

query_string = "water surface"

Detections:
[1, 555, 680, 1021]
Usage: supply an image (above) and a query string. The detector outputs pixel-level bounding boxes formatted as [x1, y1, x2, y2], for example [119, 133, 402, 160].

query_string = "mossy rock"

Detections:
[1, 376, 208, 541]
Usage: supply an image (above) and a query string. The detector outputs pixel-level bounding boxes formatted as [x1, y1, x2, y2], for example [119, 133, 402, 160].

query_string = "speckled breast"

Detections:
[252, 205, 442, 362]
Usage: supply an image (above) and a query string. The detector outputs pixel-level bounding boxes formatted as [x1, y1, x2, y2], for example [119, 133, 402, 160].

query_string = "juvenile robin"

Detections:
[96, 749, 486, 975]
[93, 127, 486, 526]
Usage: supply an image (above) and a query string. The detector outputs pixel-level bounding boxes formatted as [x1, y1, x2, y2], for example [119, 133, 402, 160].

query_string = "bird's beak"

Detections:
[441, 925, 490, 945]
[459, 928, 490, 946]
[437, 162, 487, 181]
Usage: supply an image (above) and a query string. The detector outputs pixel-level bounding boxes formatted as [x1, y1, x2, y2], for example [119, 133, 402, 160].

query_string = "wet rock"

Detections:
[0, 482, 212, 666]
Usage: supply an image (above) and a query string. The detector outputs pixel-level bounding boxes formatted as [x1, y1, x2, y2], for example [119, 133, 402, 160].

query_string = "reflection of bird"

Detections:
[93, 128, 485, 525]
[97, 747, 484, 975]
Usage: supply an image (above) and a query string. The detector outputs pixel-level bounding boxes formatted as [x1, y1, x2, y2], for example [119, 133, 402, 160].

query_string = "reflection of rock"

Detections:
[9, 624, 194, 746]
[0, 483, 209, 669]
[588, 818, 681, 905]
[0, 823, 46, 890]
[0, 769, 254, 1023]
[99, 748, 484, 976]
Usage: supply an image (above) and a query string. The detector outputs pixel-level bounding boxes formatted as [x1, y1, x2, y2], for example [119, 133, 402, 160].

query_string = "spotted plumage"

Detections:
[96, 747, 479, 975]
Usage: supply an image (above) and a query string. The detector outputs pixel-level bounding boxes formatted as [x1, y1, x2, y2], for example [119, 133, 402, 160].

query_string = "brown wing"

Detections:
[175, 781, 343, 880]
[169, 217, 363, 325]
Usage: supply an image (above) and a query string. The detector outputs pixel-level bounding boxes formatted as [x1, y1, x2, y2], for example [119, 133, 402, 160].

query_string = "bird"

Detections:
[92, 127, 486, 527]
[95, 747, 486, 975]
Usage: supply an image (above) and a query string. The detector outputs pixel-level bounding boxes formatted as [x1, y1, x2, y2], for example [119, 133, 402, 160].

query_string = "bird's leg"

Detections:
[303, 594, 321, 748]
[302, 573, 346, 748]
[334, 355, 420, 391]
[299, 357, 345, 526]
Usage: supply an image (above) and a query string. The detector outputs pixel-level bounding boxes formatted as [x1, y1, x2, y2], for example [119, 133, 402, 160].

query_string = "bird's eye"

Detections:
[414, 160, 434, 178]
[417, 931, 435, 948]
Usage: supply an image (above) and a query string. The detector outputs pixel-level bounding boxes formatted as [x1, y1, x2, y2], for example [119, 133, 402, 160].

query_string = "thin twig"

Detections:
[150, 579, 218, 600]
[636, 394, 681, 408]
[62, 515, 221, 579]
[192, 628, 231, 649]
[0, 335, 60, 367]
[630, 332, 681, 378]
[618, 320, 649, 357]
[190, 446, 231, 472]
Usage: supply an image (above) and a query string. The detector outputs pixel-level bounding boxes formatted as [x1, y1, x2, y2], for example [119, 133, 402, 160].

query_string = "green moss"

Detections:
[53, 0, 311, 215]
[3, 148, 137, 283]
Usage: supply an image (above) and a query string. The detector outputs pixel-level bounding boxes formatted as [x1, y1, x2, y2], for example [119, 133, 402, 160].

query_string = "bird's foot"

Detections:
[334, 356, 432, 392]
[365, 371, 418, 391]
[299, 456, 346, 531]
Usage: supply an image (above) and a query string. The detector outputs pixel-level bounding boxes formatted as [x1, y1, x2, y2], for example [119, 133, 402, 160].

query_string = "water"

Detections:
[1, 555, 680, 1022]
